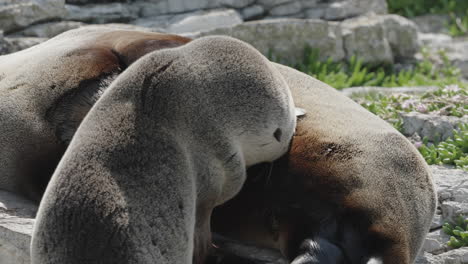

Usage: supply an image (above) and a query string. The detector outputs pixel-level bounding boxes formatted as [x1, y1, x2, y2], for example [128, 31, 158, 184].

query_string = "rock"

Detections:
[441, 202, 468, 225]
[341, 15, 393, 64]
[431, 214, 444, 230]
[380, 14, 420, 59]
[268, 1, 302, 16]
[0, 31, 9, 55]
[1, 37, 46, 55]
[304, 7, 326, 19]
[417, 166, 468, 263]
[167, 9, 243, 34]
[419, 33, 452, 47]
[422, 229, 451, 255]
[400, 112, 468, 142]
[341, 14, 419, 63]
[241, 5, 265, 20]
[66, 0, 127, 5]
[416, 247, 468, 264]
[256, 0, 292, 9]
[437, 38, 468, 79]
[166, 0, 219, 14]
[411, 14, 451, 34]
[324, 0, 388, 20]
[0, 0, 67, 33]
[13, 21, 84, 38]
[432, 166, 468, 204]
[341, 86, 438, 98]
[64, 3, 139, 23]
[131, 13, 180, 31]
[219, 0, 255, 9]
[416, 36, 468, 79]
[299, 0, 320, 9]
[0, 191, 37, 264]
[135, 1, 170, 17]
[192, 19, 345, 65]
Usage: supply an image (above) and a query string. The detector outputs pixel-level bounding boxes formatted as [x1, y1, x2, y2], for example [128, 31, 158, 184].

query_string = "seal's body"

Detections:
[0, 27, 191, 202]
[0, 28, 435, 264]
[212, 64, 437, 264]
[30, 34, 296, 264]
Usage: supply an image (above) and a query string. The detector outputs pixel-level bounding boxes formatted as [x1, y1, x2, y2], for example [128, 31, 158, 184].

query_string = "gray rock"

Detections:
[0, 31, 9, 55]
[304, 7, 325, 19]
[257, 0, 292, 9]
[422, 229, 451, 255]
[0, 191, 37, 264]
[441, 202, 468, 225]
[416, 36, 468, 79]
[299, 0, 320, 9]
[219, 0, 255, 9]
[341, 14, 419, 63]
[0, 0, 67, 33]
[268, 1, 302, 16]
[324, 0, 388, 20]
[65, 3, 139, 23]
[342, 86, 438, 98]
[416, 246, 468, 264]
[419, 33, 453, 47]
[341, 15, 393, 64]
[193, 19, 345, 64]
[411, 14, 451, 34]
[167, 9, 243, 34]
[136, 1, 170, 17]
[1, 36, 46, 55]
[380, 14, 420, 59]
[13, 21, 84, 38]
[431, 213, 444, 230]
[241, 5, 265, 20]
[166, 0, 218, 14]
[432, 166, 468, 204]
[401, 112, 468, 142]
[66, 0, 127, 5]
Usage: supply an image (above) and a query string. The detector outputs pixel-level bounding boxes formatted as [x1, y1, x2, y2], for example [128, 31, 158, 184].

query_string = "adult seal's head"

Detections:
[31, 36, 296, 264]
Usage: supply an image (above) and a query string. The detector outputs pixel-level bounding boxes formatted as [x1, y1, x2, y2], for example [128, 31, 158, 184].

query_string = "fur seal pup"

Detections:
[210, 64, 437, 264]
[30, 36, 296, 264]
[0, 27, 190, 202]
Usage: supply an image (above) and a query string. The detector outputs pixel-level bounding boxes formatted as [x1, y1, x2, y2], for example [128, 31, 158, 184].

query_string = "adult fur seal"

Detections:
[30, 35, 296, 263]
[0, 28, 435, 263]
[211, 64, 437, 264]
[0, 27, 191, 202]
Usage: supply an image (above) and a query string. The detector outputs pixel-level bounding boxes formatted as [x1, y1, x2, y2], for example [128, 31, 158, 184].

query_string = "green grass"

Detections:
[387, 0, 468, 36]
[357, 85, 467, 170]
[443, 215, 468, 248]
[292, 47, 462, 90]
[420, 123, 468, 170]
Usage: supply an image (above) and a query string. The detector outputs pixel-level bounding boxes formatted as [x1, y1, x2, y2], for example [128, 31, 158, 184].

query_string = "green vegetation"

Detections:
[387, 0, 468, 36]
[420, 123, 468, 170]
[357, 85, 468, 170]
[293, 47, 462, 90]
[443, 215, 468, 248]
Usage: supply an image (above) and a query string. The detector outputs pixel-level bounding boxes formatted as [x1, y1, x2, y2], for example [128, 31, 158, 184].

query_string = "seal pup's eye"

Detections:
[273, 128, 282, 142]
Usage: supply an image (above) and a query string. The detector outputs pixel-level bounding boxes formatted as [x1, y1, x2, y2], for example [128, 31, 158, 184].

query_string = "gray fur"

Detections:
[0, 27, 192, 201]
[30, 36, 296, 263]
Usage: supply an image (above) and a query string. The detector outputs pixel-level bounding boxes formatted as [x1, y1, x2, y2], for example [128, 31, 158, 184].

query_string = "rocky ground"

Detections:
[1, 0, 468, 263]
